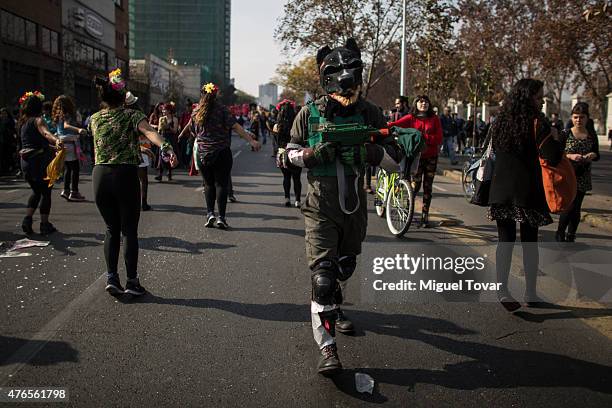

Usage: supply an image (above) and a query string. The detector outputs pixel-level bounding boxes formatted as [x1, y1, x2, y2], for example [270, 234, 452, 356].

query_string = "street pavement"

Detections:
[1, 137, 611, 407]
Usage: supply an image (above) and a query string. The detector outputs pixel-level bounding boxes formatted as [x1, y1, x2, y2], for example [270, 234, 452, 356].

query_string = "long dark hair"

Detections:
[276, 102, 296, 136]
[411, 94, 435, 117]
[17, 95, 43, 131]
[491, 78, 543, 153]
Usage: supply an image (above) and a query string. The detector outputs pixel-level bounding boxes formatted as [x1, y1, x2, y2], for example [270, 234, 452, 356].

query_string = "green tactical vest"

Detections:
[306, 102, 364, 177]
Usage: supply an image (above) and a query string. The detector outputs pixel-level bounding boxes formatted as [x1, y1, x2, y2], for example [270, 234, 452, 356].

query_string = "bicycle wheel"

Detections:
[462, 160, 475, 202]
[386, 179, 415, 237]
[374, 168, 387, 217]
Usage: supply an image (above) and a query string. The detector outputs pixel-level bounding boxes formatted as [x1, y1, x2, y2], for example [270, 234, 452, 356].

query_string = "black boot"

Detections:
[420, 212, 430, 228]
[555, 231, 566, 242]
[21, 216, 33, 235]
[335, 308, 355, 334]
[566, 233, 576, 243]
[40, 222, 57, 235]
[317, 344, 342, 375]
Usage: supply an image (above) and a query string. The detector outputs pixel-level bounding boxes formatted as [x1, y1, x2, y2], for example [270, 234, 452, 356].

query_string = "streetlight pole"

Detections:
[400, 0, 406, 96]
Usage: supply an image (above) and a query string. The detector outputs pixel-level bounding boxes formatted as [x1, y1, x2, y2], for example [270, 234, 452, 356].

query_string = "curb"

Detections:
[439, 169, 462, 182]
[582, 212, 612, 233]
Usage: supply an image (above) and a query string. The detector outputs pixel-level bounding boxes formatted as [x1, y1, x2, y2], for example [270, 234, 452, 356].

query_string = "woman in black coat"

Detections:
[488, 79, 564, 312]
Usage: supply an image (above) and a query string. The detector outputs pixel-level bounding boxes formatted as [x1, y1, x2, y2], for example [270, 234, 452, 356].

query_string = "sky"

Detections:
[230, 0, 287, 97]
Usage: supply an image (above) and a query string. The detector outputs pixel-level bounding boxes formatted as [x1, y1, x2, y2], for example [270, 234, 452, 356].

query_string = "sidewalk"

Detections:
[435, 154, 612, 233]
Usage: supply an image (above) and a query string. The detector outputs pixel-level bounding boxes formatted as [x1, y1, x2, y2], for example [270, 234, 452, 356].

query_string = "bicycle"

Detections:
[461, 147, 481, 202]
[374, 163, 415, 238]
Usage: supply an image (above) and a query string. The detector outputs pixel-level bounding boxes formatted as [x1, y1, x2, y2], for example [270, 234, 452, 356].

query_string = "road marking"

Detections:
[233, 151, 242, 159]
[432, 185, 448, 192]
[4, 189, 20, 194]
[0, 273, 106, 384]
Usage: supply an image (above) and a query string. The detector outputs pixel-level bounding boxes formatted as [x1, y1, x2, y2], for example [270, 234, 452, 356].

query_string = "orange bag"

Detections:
[536, 121, 576, 214]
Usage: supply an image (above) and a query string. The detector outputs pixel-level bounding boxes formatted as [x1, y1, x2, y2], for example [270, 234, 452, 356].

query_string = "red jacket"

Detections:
[388, 113, 442, 159]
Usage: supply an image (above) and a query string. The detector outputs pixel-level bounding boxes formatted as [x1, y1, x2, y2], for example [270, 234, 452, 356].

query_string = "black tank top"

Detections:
[20, 117, 47, 150]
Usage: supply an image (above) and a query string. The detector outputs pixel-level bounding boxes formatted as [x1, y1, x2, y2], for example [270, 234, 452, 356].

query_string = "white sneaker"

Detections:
[294, 200, 301, 208]
[205, 214, 216, 228]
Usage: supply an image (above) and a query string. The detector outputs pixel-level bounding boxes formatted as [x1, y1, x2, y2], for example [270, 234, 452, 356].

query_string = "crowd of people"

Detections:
[3, 38, 605, 375]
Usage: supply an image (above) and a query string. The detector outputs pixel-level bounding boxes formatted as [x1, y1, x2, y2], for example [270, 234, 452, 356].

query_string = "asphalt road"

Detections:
[1, 137, 611, 407]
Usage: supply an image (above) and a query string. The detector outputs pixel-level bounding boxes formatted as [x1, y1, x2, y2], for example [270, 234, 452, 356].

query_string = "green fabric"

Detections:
[90, 108, 146, 165]
[306, 102, 364, 177]
[392, 126, 424, 159]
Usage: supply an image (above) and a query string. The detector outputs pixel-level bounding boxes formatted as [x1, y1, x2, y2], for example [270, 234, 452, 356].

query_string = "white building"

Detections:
[258, 82, 278, 108]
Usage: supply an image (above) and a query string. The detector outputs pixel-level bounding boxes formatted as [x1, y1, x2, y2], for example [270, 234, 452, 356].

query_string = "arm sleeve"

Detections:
[387, 113, 413, 128]
[288, 106, 310, 148]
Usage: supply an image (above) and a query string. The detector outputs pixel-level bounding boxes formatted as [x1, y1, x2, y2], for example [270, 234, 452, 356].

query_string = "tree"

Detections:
[274, 57, 321, 103]
[275, 0, 427, 96]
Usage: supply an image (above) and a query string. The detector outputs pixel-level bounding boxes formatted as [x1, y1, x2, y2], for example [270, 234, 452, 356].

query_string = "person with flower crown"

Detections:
[274, 99, 302, 207]
[16, 90, 63, 235]
[178, 82, 261, 229]
[88, 68, 178, 296]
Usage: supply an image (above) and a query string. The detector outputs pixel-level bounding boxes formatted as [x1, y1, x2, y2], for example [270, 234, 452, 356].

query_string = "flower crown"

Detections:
[202, 82, 219, 94]
[108, 68, 126, 91]
[276, 99, 295, 111]
[19, 91, 45, 106]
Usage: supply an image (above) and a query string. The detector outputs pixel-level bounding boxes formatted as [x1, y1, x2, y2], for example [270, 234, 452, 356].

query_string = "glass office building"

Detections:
[129, 0, 230, 86]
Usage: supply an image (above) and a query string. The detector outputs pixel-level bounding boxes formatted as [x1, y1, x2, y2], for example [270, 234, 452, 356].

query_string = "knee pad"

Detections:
[311, 260, 338, 305]
[338, 255, 356, 281]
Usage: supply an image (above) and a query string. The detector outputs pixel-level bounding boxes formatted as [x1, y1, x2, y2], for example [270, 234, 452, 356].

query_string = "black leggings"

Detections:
[199, 148, 233, 218]
[558, 190, 586, 236]
[281, 167, 302, 200]
[26, 179, 52, 214]
[63, 160, 80, 193]
[93, 165, 140, 279]
[495, 219, 539, 297]
[413, 156, 438, 214]
[138, 167, 149, 205]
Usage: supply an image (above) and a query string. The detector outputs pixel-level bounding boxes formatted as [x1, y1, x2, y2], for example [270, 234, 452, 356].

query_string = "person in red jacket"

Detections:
[388, 95, 442, 227]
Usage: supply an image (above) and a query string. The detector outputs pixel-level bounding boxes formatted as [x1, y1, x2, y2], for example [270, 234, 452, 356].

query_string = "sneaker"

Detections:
[39, 222, 57, 235]
[105, 275, 124, 296]
[142, 203, 152, 211]
[154, 175, 162, 182]
[335, 309, 355, 334]
[317, 344, 342, 375]
[205, 214, 216, 228]
[21, 216, 33, 235]
[216, 217, 228, 230]
[125, 278, 146, 296]
[294, 200, 301, 208]
[228, 195, 237, 203]
[498, 294, 521, 312]
[69, 191, 86, 201]
[284, 199, 291, 207]
[60, 191, 70, 201]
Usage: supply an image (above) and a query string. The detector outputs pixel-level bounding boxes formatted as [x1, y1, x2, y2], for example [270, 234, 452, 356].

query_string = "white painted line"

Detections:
[233, 151, 242, 159]
[433, 184, 448, 192]
[0, 273, 106, 384]
[4, 189, 20, 194]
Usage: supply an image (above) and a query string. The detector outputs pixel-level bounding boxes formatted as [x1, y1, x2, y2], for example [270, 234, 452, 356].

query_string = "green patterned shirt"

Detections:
[89, 108, 146, 165]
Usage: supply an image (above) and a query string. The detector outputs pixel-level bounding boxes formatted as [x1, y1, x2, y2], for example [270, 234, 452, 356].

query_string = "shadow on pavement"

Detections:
[0, 335, 79, 367]
[229, 211, 300, 221]
[115, 297, 611, 397]
[230, 226, 305, 237]
[139, 236, 235, 254]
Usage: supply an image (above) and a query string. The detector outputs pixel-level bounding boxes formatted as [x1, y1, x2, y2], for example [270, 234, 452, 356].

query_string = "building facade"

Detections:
[0, 0, 63, 109]
[258, 82, 278, 109]
[0, 0, 130, 111]
[129, 0, 230, 87]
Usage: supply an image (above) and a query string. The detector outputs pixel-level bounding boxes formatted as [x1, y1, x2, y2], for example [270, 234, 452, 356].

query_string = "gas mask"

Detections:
[317, 38, 363, 107]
